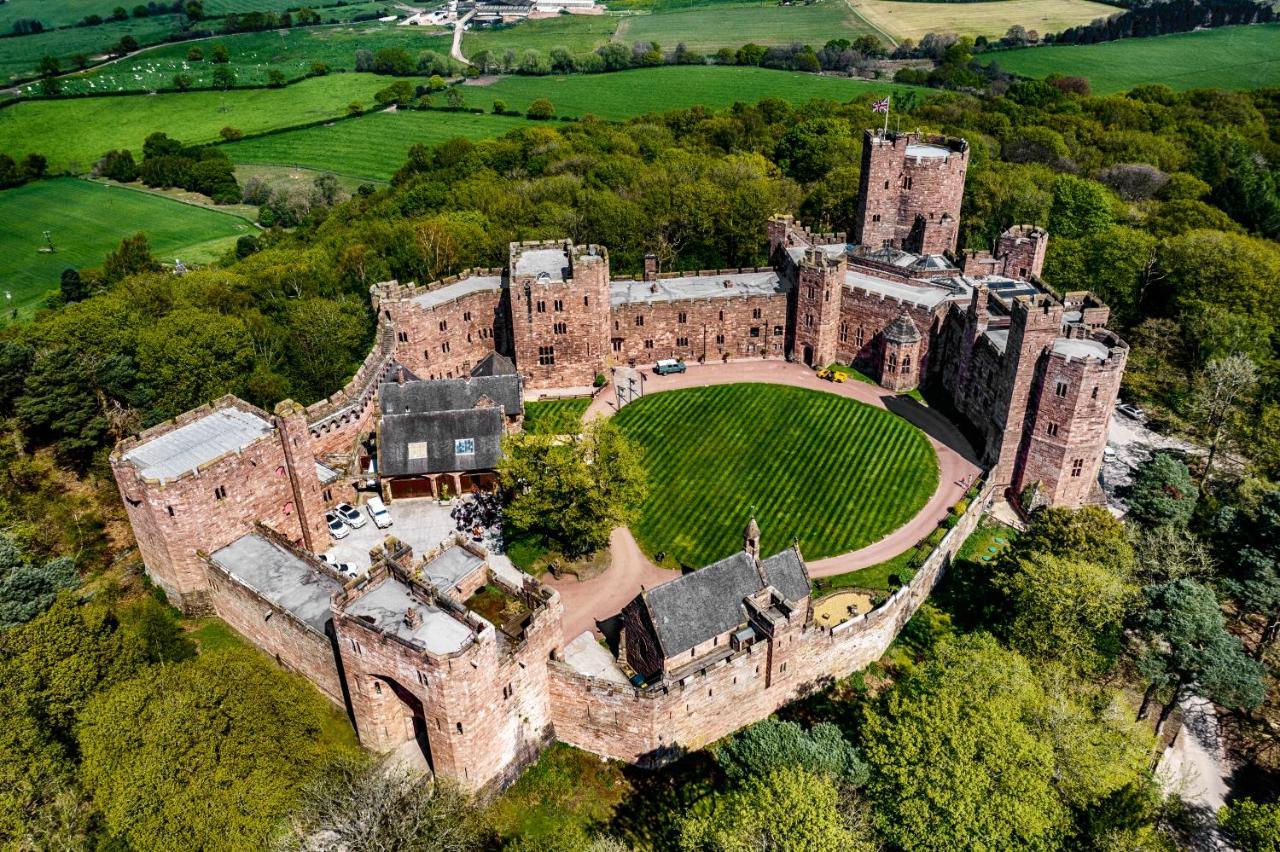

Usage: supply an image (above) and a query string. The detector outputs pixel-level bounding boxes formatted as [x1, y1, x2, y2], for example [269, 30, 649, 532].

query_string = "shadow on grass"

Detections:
[607, 751, 723, 851]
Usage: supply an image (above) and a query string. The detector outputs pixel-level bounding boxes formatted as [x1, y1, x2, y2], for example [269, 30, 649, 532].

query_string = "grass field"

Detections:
[223, 110, 531, 178]
[0, 14, 183, 84]
[523, 398, 592, 434]
[613, 383, 938, 568]
[0, 178, 253, 318]
[460, 65, 915, 119]
[215, 67, 916, 178]
[617, 0, 876, 50]
[846, 0, 1119, 42]
[462, 15, 620, 56]
[30, 22, 451, 96]
[992, 23, 1280, 93]
[0, 73, 397, 172]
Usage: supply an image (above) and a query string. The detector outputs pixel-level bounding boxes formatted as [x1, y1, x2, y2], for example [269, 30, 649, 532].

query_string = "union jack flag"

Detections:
[871, 96, 891, 113]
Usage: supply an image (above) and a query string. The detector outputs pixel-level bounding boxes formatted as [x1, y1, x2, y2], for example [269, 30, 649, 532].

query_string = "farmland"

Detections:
[26, 22, 451, 96]
[613, 383, 938, 568]
[214, 67, 918, 178]
[223, 111, 532, 179]
[616, 0, 877, 50]
[461, 15, 620, 56]
[0, 14, 183, 85]
[992, 23, 1280, 93]
[0, 178, 254, 318]
[846, 0, 1120, 42]
[0, 73, 397, 172]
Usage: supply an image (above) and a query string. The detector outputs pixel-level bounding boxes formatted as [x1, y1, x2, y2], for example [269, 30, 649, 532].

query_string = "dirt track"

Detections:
[545, 361, 982, 638]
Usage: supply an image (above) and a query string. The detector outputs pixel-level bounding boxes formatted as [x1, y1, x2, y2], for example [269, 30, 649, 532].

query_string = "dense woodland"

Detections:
[1, 82, 1279, 849]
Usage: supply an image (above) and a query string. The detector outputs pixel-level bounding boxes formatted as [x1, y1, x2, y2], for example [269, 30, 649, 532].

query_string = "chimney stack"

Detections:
[643, 253, 658, 282]
[404, 606, 422, 629]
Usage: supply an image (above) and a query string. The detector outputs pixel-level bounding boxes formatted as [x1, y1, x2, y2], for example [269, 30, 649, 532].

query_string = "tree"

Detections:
[210, 42, 229, 63]
[1015, 505, 1134, 574]
[1126, 452, 1198, 529]
[103, 231, 159, 282]
[0, 533, 77, 629]
[1048, 174, 1114, 239]
[715, 718, 868, 786]
[860, 633, 1151, 851]
[996, 552, 1133, 674]
[78, 649, 357, 852]
[1215, 487, 1280, 656]
[14, 347, 112, 465]
[500, 419, 646, 556]
[38, 55, 60, 78]
[136, 308, 255, 417]
[267, 68, 285, 87]
[59, 267, 88, 303]
[187, 45, 203, 61]
[1189, 353, 1258, 484]
[275, 758, 489, 851]
[1136, 579, 1267, 732]
[116, 34, 139, 54]
[679, 766, 873, 852]
[374, 79, 414, 107]
[526, 97, 555, 120]
[1129, 523, 1213, 585]
[446, 88, 465, 110]
[284, 297, 366, 400]
[775, 117, 857, 184]
[1219, 798, 1280, 852]
[172, 71, 192, 90]
[211, 64, 236, 90]
[492, 98, 507, 114]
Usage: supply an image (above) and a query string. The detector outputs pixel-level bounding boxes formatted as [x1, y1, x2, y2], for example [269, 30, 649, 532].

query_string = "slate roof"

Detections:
[380, 374, 523, 417]
[639, 548, 809, 659]
[380, 407, 505, 476]
[471, 352, 517, 377]
[884, 311, 922, 344]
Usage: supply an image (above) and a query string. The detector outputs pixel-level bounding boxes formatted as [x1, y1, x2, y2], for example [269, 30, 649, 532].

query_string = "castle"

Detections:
[111, 130, 1128, 791]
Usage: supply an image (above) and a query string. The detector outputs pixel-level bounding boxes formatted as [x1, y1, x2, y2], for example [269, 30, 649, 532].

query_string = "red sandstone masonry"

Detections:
[551, 483, 998, 764]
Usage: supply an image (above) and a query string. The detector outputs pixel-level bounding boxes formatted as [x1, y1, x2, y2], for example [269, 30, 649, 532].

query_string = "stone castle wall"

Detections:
[510, 242, 612, 389]
[855, 131, 968, 255]
[837, 290, 937, 377]
[609, 284, 788, 365]
[551, 483, 995, 764]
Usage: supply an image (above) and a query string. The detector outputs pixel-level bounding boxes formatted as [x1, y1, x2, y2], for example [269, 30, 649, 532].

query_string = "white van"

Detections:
[366, 496, 393, 529]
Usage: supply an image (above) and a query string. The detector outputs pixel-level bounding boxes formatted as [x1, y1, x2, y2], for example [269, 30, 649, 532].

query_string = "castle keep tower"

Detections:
[855, 131, 969, 255]
[792, 246, 845, 368]
[509, 241, 611, 389]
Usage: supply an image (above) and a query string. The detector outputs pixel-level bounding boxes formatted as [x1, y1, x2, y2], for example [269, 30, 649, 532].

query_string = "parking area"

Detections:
[319, 498, 460, 570]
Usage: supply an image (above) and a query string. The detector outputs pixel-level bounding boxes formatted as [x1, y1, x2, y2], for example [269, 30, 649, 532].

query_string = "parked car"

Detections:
[654, 358, 686, 376]
[1116, 402, 1147, 422]
[366, 496, 393, 529]
[334, 502, 366, 529]
[325, 511, 350, 540]
[318, 553, 360, 577]
[817, 368, 847, 383]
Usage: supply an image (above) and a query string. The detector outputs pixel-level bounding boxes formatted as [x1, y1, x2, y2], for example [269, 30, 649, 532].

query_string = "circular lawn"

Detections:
[612, 383, 939, 569]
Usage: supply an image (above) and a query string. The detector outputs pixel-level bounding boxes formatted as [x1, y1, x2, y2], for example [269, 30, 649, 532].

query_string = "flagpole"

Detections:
[883, 95, 890, 138]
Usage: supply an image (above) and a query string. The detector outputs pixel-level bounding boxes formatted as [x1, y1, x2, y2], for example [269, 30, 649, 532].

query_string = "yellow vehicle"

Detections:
[817, 368, 848, 383]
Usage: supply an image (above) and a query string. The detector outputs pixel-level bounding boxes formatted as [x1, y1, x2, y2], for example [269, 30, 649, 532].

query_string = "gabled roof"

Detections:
[380, 373, 522, 417]
[380, 407, 505, 476]
[638, 547, 809, 659]
[471, 352, 517, 377]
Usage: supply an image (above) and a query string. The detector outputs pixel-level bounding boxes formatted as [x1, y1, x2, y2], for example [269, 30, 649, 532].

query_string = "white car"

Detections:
[325, 511, 350, 540]
[334, 502, 366, 529]
[366, 496, 393, 529]
[318, 553, 360, 577]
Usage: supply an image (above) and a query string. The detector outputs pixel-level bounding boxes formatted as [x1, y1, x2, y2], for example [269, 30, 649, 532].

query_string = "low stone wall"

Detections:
[549, 481, 996, 764]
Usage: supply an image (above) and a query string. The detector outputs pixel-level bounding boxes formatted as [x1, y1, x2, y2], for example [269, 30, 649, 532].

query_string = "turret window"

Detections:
[1055, 381, 1069, 398]
[1071, 458, 1084, 477]
[553, 299, 563, 312]
[635, 315, 644, 327]
[536, 300, 546, 313]
[752, 308, 762, 319]
[1046, 423, 1059, 437]
[678, 312, 687, 324]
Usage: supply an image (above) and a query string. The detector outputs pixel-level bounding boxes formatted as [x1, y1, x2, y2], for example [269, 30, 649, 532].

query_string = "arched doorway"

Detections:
[363, 674, 433, 772]
[803, 344, 815, 367]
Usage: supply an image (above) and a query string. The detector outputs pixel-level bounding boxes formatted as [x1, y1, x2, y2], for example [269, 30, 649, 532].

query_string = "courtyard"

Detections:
[319, 498, 461, 569]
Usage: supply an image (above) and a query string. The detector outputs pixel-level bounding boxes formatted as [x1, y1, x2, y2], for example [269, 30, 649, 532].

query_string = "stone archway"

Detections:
[363, 674, 433, 772]
[803, 344, 815, 367]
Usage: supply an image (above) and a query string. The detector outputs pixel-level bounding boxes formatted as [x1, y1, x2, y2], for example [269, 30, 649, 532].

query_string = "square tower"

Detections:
[792, 246, 846, 368]
[855, 131, 969, 255]
[509, 241, 611, 389]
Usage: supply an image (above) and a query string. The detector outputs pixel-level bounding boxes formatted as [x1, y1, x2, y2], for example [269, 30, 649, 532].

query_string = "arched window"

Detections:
[902, 355, 912, 374]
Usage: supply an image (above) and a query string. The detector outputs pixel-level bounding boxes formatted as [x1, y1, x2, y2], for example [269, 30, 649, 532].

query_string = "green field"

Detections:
[223, 110, 531, 178]
[26, 21, 451, 96]
[613, 383, 938, 568]
[215, 67, 916, 178]
[461, 65, 914, 119]
[617, 0, 876, 50]
[0, 14, 183, 84]
[992, 23, 1280, 93]
[523, 398, 592, 434]
[462, 15, 620, 56]
[0, 73, 398, 172]
[847, 0, 1119, 43]
[0, 178, 254, 317]
[0, 0, 133, 30]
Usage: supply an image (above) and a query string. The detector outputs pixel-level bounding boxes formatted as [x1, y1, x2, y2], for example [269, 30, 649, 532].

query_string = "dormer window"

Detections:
[455, 438, 475, 456]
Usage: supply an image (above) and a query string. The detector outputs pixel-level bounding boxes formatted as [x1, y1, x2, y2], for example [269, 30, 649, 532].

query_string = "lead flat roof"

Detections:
[513, 248, 570, 279]
[210, 534, 341, 634]
[410, 276, 503, 310]
[123, 407, 273, 480]
[844, 269, 965, 309]
[906, 142, 952, 159]
[1053, 337, 1111, 361]
[610, 270, 783, 307]
[343, 579, 473, 654]
[421, 546, 486, 590]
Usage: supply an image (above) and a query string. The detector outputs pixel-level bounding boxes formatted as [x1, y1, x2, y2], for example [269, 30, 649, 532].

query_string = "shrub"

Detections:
[240, 175, 271, 205]
[308, 61, 329, 76]
[187, 46, 203, 61]
[950, 499, 968, 516]
[492, 99, 506, 114]
[526, 97, 555, 120]
[219, 126, 244, 141]
[94, 149, 138, 182]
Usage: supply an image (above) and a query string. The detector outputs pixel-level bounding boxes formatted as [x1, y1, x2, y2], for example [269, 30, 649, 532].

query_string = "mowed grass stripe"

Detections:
[614, 383, 938, 567]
